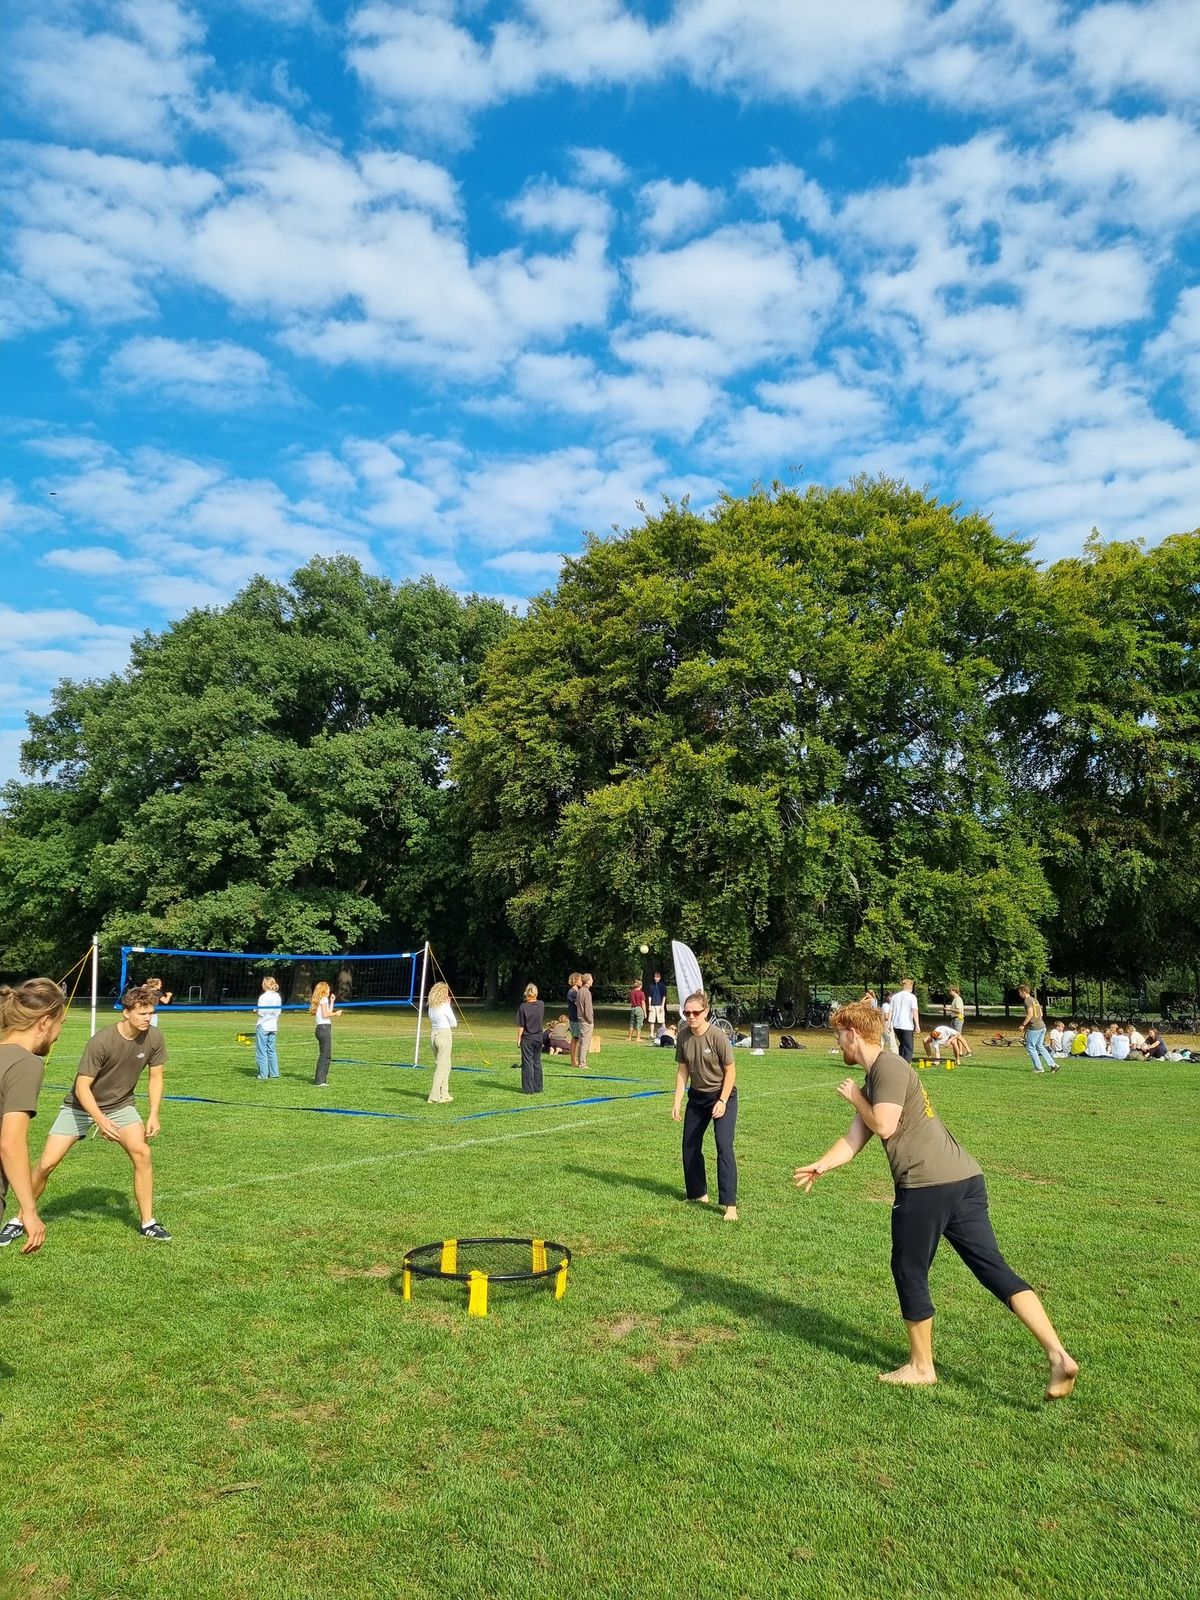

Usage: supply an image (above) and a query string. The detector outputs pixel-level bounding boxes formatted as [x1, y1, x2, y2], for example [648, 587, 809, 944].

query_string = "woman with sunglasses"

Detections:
[672, 989, 738, 1221]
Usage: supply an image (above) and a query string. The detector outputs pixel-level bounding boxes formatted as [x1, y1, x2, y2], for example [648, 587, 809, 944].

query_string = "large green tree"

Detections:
[454, 479, 1067, 994]
[0, 557, 511, 974]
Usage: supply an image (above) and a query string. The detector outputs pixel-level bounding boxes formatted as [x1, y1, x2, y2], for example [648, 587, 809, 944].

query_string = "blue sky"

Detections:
[3, 0, 1200, 782]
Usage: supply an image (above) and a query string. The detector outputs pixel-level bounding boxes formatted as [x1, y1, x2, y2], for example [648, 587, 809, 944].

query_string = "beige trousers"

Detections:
[429, 1028, 454, 1101]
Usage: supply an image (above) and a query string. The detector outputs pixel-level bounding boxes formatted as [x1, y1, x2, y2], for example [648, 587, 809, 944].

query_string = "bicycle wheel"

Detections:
[773, 1005, 796, 1030]
[711, 1016, 736, 1044]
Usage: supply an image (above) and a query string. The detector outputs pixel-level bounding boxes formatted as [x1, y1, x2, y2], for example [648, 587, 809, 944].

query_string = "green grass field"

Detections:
[3, 1007, 1198, 1600]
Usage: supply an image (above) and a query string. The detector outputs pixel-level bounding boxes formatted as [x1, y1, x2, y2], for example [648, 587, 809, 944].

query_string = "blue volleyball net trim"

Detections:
[116, 945, 422, 1011]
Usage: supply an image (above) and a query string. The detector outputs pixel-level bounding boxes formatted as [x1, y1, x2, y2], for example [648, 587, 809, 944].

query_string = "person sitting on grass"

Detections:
[1140, 1027, 1168, 1061]
[924, 1024, 965, 1064]
[545, 1015, 572, 1055]
[0, 978, 66, 1256]
[1070, 1025, 1088, 1057]
[793, 1001, 1078, 1400]
[1128, 1023, 1146, 1053]
[2, 984, 172, 1246]
[1047, 1021, 1065, 1056]
[1109, 1025, 1131, 1061]
[1085, 1024, 1108, 1058]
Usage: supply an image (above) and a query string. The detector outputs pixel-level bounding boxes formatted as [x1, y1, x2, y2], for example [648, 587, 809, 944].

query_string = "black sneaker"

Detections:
[139, 1221, 172, 1242]
[0, 1219, 26, 1247]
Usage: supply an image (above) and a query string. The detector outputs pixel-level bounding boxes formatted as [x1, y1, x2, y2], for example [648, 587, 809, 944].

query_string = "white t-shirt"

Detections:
[1048, 1026, 1064, 1052]
[930, 1025, 956, 1045]
[1110, 1034, 1130, 1060]
[890, 990, 919, 1030]
[256, 991, 282, 1033]
[428, 1002, 457, 1030]
[1086, 1030, 1108, 1057]
[1129, 1028, 1145, 1049]
[315, 995, 334, 1027]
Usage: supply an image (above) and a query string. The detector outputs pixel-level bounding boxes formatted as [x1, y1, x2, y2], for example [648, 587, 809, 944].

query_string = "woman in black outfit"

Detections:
[516, 983, 545, 1094]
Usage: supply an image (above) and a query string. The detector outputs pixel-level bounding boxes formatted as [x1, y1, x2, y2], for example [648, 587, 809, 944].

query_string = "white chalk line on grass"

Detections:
[161, 1078, 840, 1202]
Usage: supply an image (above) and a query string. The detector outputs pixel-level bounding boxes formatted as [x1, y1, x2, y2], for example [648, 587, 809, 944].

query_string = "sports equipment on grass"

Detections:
[401, 1237, 571, 1317]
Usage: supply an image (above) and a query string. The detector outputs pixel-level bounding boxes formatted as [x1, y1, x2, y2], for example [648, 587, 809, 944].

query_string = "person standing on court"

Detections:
[310, 981, 341, 1086]
[0, 978, 65, 1255]
[255, 975, 281, 1079]
[628, 977, 648, 1044]
[7, 985, 172, 1244]
[516, 984, 545, 1094]
[647, 970, 668, 1035]
[566, 971, 582, 1068]
[673, 989, 738, 1221]
[793, 1001, 1077, 1400]
[889, 977, 920, 1062]
[426, 981, 457, 1104]
[575, 973, 595, 1066]
[1018, 984, 1058, 1074]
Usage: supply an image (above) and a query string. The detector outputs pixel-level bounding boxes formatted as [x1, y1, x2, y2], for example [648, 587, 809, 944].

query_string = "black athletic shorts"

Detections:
[890, 1174, 1030, 1322]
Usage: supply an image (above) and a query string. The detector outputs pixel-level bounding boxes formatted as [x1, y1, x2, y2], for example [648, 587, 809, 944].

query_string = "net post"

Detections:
[118, 946, 131, 1011]
[467, 1270, 489, 1317]
[90, 934, 100, 1038]
[413, 940, 431, 1067]
[554, 1260, 568, 1300]
[402, 1264, 412, 1301]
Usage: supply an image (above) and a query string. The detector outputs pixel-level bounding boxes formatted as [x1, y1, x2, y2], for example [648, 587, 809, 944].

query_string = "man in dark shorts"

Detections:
[793, 1000, 1077, 1399]
[0, 977, 66, 1255]
[672, 989, 738, 1222]
[0, 985, 172, 1246]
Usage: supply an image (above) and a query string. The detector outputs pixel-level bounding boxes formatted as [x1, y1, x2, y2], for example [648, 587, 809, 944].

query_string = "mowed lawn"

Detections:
[2, 1007, 1198, 1600]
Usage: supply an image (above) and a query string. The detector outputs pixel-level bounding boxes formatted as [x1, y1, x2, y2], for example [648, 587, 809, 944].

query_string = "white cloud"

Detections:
[6, 3, 208, 154]
[510, 352, 719, 440]
[738, 164, 832, 232]
[485, 549, 566, 576]
[569, 147, 629, 187]
[508, 182, 613, 236]
[104, 336, 293, 410]
[1069, 0, 1200, 105]
[638, 179, 722, 244]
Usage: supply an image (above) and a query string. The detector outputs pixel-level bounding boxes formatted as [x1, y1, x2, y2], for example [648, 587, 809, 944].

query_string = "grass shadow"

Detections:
[38, 1185, 133, 1227]
[566, 1163, 681, 1202]
[0, 1287, 11, 1377]
[626, 1253, 1029, 1410]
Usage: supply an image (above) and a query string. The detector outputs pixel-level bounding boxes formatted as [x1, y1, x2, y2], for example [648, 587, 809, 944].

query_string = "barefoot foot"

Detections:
[1044, 1351, 1078, 1401]
[687, 1193, 710, 1204]
[723, 1205, 738, 1222]
[878, 1363, 937, 1387]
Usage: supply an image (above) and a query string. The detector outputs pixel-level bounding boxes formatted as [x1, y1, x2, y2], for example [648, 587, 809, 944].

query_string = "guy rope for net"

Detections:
[427, 946, 495, 1071]
[401, 1237, 571, 1318]
[43, 945, 93, 1070]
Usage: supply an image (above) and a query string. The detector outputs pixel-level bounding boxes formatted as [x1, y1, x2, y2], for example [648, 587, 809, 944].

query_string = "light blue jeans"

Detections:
[1024, 1026, 1055, 1072]
[256, 1026, 279, 1078]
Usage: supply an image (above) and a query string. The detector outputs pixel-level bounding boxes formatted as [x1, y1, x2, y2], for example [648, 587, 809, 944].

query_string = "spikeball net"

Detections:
[401, 1237, 571, 1318]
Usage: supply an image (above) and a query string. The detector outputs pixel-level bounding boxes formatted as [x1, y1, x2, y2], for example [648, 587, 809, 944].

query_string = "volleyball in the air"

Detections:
[639, 943, 649, 954]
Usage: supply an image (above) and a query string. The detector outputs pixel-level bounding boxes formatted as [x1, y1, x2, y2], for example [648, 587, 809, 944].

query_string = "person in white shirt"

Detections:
[1128, 1024, 1145, 1052]
[1047, 1022, 1065, 1056]
[924, 1024, 964, 1063]
[880, 995, 898, 1054]
[255, 976, 282, 1080]
[426, 981, 458, 1104]
[889, 978, 920, 1062]
[1109, 1026, 1130, 1061]
[1085, 1027, 1108, 1058]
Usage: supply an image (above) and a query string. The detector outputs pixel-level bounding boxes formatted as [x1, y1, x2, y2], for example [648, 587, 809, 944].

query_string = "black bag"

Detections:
[779, 1034, 800, 1050]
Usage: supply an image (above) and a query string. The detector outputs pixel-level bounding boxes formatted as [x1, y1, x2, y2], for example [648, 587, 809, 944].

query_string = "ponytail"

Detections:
[0, 977, 66, 1037]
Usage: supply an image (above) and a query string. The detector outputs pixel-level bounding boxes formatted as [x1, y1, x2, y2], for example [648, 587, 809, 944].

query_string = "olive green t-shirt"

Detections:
[66, 1024, 167, 1112]
[676, 1024, 734, 1095]
[0, 1043, 46, 1200]
[864, 1049, 981, 1190]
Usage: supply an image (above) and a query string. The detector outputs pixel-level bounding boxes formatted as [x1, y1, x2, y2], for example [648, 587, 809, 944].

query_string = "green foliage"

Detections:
[0, 556, 511, 971]
[456, 479, 1062, 986]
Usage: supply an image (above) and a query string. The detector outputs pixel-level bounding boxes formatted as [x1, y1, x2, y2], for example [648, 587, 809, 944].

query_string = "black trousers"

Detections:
[520, 1035, 543, 1094]
[894, 1028, 914, 1062]
[890, 1175, 1030, 1322]
[313, 1026, 332, 1084]
[682, 1088, 737, 1205]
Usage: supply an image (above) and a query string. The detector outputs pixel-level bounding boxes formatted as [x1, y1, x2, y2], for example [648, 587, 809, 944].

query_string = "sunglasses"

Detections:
[683, 1007, 706, 1017]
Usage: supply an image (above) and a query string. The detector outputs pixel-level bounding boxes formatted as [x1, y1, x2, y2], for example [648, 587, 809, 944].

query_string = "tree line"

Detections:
[3, 479, 1198, 1007]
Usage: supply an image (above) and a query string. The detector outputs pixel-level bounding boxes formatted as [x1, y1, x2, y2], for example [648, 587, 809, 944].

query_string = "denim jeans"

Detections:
[255, 1026, 279, 1078]
[1024, 1026, 1055, 1072]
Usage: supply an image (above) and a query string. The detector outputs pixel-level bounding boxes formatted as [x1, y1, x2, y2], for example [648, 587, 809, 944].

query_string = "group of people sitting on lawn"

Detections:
[1046, 1021, 1168, 1060]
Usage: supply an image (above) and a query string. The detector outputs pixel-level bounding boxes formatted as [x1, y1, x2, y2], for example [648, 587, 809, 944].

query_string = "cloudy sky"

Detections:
[3, 0, 1200, 781]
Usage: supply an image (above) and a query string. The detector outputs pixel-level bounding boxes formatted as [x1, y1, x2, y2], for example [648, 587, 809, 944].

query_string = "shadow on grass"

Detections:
[0, 1288, 11, 1378]
[627, 1253, 1027, 1409]
[566, 1163, 680, 1202]
[38, 1184, 134, 1228]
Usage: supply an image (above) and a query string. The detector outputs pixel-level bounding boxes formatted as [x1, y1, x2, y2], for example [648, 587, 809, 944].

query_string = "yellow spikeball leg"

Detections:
[402, 1265, 412, 1301]
[532, 1238, 548, 1274]
[467, 1270, 489, 1317]
[440, 1239, 458, 1274]
[555, 1261, 568, 1300]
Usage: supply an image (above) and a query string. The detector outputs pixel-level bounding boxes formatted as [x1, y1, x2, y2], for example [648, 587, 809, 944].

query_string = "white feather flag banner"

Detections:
[670, 940, 703, 1012]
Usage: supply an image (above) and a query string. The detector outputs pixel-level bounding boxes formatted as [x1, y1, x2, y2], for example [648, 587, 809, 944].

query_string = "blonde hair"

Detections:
[568, 971, 582, 988]
[309, 981, 331, 1014]
[0, 977, 66, 1036]
[829, 1001, 882, 1044]
[524, 983, 538, 1000]
[428, 982, 450, 1008]
[260, 976, 279, 992]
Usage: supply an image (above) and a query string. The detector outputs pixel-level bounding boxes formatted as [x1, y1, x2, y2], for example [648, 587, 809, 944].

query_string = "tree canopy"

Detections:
[4, 485, 1199, 1001]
